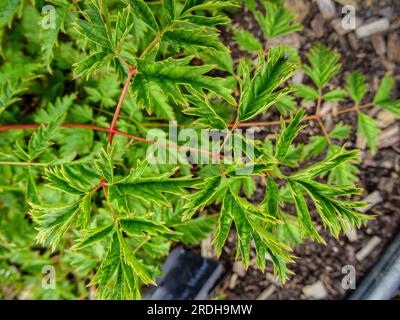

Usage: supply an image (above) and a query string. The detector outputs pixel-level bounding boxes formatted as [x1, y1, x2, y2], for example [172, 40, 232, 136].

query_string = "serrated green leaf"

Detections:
[275, 109, 305, 162]
[95, 148, 113, 184]
[255, 2, 301, 39]
[111, 165, 198, 209]
[133, 56, 235, 110]
[346, 71, 367, 103]
[330, 123, 351, 139]
[373, 74, 394, 104]
[120, 217, 171, 236]
[181, 0, 236, 15]
[118, 231, 155, 284]
[377, 100, 400, 118]
[238, 47, 298, 122]
[200, 49, 233, 73]
[327, 144, 360, 185]
[328, 161, 359, 185]
[230, 193, 252, 267]
[163, 0, 175, 23]
[212, 194, 233, 255]
[89, 232, 120, 291]
[114, 7, 134, 48]
[290, 148, 359, 180]
[0, 80, 25, 113]
[26, 168, 40, 204]
[233, 30, 262, 52]
[324, 89, 347, 102]
[0, 0, 20, 29]
[295, 179, 362, 197]
[45, 166, 86, 195]
[14, 141, 30, 162]
[263, 175, 279, 217]
[303, 43, 341, 89]
[274, 95, 297, 115]
[142, 238, 171, 257]
[287, 180, 324, 242]
[29, 198, 90, 250]
[34, 93, 76, 123]
[295, 179, 369, 238]
[373, 75, 400, 117]
[280, 144, 304, 168]
[302, 136, 328, 160]
[184, 91, 227, 130]
[75, 1, 112, 49]
[137, 81, 175, 119]
[76, 194, 92, 229]
[28, 94, 75, 160]
[219, 189, 293, 281]
[178, 14, 230, 27]
[163, 28, 224, 54]
[172, 214, 217, 244]
[73, 223, 114, 250]
[242, 176, 256, 198]
[129, 0, 159, 32]
[296, 84, 319, 101]
[90, 232, 143, 299]
[276, 217, 302, 247]
[357, 112, 380, 154]
[69, 104, 94, 123]
[41, 0, 71, 71]
[182, 176, 221, 219]
[73, 51, 113, 79]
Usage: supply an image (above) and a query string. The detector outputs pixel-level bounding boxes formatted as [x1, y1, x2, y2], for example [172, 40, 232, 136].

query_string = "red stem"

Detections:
[0, 123, 110, 132]
[108, 66, 136, 145]
[0, 123, 224, 160]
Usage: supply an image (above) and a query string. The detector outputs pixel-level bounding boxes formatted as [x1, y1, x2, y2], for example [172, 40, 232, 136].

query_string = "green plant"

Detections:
[234, 0, 301, 52]
[0, 0, 398, 300]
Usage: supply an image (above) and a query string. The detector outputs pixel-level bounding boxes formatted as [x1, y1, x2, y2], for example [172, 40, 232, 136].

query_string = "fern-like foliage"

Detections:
[0, 0, 396, 300]
[255, 1, 302, 39]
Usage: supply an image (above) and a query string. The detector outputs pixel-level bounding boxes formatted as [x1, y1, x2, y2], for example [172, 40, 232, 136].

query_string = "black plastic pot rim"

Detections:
[349, 230, 400, 300]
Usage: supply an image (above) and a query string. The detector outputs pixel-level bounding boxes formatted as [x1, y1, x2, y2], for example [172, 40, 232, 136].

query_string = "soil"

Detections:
[211, 0, 400, 300]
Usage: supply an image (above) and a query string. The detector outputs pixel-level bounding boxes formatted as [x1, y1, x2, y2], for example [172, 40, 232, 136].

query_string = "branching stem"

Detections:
[139, 34, 162, 59]
[108, 66, 136, 144]
[316, 88, 322, 116]
[0, 123, 225, 161]
[316, 116, 331, 143]
[127, 102, 374, 129]
[0, 161, 48, 167]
